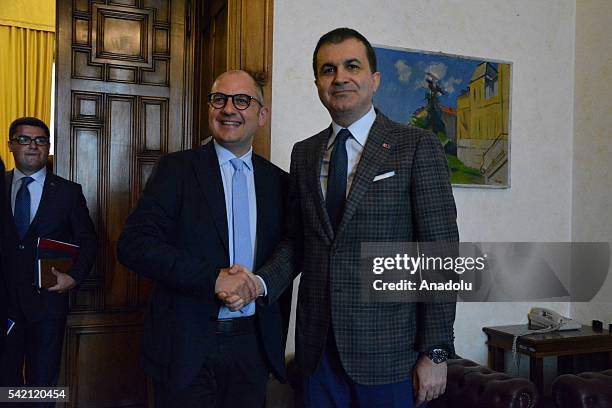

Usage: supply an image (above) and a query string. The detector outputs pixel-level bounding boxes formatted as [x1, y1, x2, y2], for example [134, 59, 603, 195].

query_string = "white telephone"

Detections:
[509, 308, 581, 375]
[528, 307, 581, 331]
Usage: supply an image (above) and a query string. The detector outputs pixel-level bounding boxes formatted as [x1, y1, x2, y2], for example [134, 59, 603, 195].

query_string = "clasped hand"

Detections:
[215, 265, 262, 311]
[47, 267, 77, 293]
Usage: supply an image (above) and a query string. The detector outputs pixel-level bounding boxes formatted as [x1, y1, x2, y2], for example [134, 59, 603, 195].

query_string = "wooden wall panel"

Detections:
[144, 0, 170, 23]
[141, 59, 169, 85]
[73, 49, 104, 80]
[141, 98, 168, 152]
[108, 65, 138, 83]
[73, 18, 90, 45]
[56, 0, 190, 405]
[91, 4, 154, 67]
[73, 127, 100, 226]
[154, 28, 169, 54]
[74, 0, 89, 13]
[64, 313, 147, 407]
[105, 96, 135, 309]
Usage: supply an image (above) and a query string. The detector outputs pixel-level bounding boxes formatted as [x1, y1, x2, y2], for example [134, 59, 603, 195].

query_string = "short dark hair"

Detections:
[9, 117, 50, 140]
[312, 27, 377, 78]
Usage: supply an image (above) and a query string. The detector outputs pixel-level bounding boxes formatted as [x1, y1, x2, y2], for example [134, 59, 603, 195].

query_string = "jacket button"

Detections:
[19, 244, 25, 250]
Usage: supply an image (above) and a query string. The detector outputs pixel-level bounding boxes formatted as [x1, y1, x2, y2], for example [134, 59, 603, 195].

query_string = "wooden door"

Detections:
[54, 0, 273, 405]
[194, 0, 274, 157]
[54, 0, 191, 406]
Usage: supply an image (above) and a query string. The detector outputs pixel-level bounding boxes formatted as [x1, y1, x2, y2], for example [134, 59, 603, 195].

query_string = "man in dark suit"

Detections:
[1, 117, 97, 389]
[117, 70, 291, 407]
[224, 28, 459, 407]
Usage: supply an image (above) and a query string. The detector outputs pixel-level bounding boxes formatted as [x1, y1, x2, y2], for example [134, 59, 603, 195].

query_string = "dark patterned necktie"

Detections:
[326, 129, 351, 232]
[15, 176, 34, 239]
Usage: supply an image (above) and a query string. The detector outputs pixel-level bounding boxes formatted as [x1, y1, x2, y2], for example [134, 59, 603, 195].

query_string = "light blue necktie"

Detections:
[15, 177, 34, 239]
[218, 158, 255, 319]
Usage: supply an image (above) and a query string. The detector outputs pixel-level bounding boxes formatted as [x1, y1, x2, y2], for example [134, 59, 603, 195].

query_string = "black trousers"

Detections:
[154, 327, 269, 408]
[0, 314, 66, 387]
[0, 314, 66, 408]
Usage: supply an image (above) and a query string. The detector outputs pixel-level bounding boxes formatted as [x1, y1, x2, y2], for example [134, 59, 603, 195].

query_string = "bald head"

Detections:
[212, 70, 264, 102]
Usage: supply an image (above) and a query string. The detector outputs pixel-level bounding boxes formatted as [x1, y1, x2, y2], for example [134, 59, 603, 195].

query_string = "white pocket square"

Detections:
[373, 171, 396, 182]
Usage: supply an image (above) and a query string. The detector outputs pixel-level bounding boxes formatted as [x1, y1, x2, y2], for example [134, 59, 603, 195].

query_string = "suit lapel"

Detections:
[335, 113, 396, 238]
[5, 171, 13, 211]
[253, 156, 270, 269]
[4, 171, 17, 235]
[192, 143, 229, 255]
[308, 128, 334, 244]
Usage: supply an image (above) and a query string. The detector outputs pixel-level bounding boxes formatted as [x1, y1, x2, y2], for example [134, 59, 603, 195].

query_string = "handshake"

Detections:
[215, 265, 264, 311]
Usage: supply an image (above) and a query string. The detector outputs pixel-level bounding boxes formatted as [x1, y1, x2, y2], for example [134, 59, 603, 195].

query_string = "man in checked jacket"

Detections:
[221, 27, 459, 408]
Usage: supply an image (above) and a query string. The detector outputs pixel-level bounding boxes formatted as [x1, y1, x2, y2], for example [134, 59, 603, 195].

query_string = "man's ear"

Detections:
[258, 106, 269, 127]
[372, 71, 381, 93]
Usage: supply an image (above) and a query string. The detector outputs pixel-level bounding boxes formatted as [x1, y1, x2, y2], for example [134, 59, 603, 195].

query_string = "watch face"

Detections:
[429, 349, 449, 364]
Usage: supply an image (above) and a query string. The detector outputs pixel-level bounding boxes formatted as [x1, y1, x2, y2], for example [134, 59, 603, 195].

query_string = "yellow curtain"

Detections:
[0, 0, 55, 170]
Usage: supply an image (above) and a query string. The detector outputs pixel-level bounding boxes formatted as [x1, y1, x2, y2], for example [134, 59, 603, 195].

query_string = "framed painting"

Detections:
[373, 45, 512, 187]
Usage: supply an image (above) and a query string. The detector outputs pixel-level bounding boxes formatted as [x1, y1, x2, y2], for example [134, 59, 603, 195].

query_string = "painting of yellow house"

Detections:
[373, 45, 511, 187]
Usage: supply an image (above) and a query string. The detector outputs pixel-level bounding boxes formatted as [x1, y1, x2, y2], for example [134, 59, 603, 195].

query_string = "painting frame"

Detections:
[372, 44, 513, 188]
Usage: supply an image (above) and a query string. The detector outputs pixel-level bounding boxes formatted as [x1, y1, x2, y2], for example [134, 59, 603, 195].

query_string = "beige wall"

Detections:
[571, 0, 612, 323]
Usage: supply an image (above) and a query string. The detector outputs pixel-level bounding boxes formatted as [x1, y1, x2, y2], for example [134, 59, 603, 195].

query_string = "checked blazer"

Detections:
[258, 112, 459, 386]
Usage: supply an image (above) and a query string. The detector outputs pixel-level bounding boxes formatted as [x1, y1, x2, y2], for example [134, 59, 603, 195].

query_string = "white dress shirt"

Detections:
[11, 166, 47, 221]
[320, 105, 376, 199]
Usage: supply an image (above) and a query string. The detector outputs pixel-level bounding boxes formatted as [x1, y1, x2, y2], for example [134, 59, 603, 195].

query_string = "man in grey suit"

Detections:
[222, 28, 459, 407]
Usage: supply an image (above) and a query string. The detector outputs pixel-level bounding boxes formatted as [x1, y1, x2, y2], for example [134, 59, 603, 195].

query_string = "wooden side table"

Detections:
[483, 324, 612, 393]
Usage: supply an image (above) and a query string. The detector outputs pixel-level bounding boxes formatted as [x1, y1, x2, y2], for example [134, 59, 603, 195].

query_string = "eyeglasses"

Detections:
[10, 135, 50, 146]
[208, 92, 262, 111]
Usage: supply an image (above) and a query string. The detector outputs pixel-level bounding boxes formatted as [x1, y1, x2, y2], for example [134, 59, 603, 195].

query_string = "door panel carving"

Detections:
[56, 0, 272, 405]
[56, 0, 189, 405]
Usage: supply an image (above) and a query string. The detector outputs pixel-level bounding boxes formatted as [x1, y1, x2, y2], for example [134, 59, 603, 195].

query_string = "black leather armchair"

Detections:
[552, 369, 612, 408]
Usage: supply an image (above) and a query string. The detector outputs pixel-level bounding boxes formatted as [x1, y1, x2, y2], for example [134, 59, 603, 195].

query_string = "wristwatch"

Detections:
[428, 348, 449, 364]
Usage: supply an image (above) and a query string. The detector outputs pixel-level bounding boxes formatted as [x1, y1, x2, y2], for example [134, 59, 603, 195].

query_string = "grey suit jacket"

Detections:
[258, 112, 459, 385]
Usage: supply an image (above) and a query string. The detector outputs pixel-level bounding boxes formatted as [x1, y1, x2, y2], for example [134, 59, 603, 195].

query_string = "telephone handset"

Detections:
[527, 307, 581, 331]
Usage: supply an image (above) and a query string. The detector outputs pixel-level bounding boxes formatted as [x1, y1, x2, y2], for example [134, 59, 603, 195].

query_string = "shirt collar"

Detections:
[213, 139, 253, 171]
[13, 166, 47, 185]
[327, 105, 376, 150]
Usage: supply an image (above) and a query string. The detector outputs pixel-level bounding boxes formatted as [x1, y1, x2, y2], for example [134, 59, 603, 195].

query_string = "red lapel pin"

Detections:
[382, 143, 391, 150]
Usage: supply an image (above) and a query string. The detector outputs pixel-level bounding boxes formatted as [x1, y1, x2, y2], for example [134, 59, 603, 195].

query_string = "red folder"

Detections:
[36, 238, 80, 289]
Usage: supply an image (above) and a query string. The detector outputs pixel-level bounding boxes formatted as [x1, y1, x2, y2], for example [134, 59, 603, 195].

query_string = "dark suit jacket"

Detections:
[0, 158, 7, 351]
[117, 142, 291, 390]
[3, 170, 97, 322]
[258, 112, 459, 386]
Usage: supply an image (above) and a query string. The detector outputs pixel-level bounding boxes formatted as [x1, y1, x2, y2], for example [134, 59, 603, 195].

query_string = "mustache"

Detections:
[331, 84, 356, 92]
